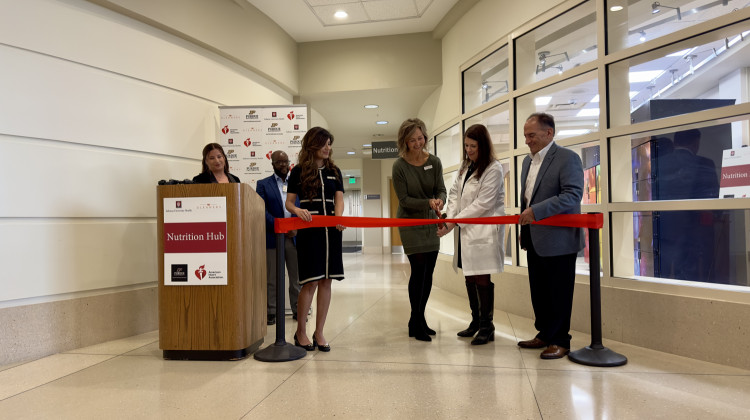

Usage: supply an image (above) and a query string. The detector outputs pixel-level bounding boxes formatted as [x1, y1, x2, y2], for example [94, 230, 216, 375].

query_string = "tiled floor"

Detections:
[2, 253, 749, 419]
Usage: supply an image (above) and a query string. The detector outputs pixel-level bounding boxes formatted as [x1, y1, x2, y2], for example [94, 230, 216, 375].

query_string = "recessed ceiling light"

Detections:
[362, 144, 371, 147]
[535, 96, 552, 106]
[364, 104, 378, 109]
[610, 5, 623, 12]
[376, 121, 388, 125]
[334, 10, 348, 19]
[346, 151, 355, 155]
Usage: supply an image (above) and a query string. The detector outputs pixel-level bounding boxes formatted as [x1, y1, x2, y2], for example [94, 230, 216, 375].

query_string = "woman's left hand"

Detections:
[336, 224, 346, 231]
[436, 222, 455, 237]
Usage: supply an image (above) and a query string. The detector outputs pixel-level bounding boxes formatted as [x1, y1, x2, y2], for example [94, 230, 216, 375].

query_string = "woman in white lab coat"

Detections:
[437, 124, 505, 345]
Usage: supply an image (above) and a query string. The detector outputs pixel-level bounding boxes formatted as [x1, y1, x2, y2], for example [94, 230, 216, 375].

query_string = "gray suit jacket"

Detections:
[520, 142, 584, 257]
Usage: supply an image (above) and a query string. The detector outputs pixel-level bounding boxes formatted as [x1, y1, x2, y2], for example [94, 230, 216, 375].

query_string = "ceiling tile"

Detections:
[313, 3, 370, 25]
[363, 0, 419, 21]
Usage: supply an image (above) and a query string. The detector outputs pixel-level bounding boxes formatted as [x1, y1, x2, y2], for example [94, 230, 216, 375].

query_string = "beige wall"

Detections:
[298, 33, 441, 94]
[87, 0, 299, 94]
[0, 0, 293, 365]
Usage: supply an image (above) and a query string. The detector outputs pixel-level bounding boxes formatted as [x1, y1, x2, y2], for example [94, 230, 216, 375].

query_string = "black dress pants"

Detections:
[525, 236, 577, 349]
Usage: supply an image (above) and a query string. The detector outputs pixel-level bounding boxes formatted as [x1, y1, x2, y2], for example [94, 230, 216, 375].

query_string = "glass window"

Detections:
[464, 103, 510, 153]
[612, 210, 750, 287]
[514, 142, 601, 207]
[514, 0, 597, 89]
[439, 170, 458, 256]
[462, 45, 509, 113]
[609, 19, 750, 127]
[610, 114, 750, 203]
[606, 0, 740, 53]
[435, 124, 462, 168]
[515, 71, 599, 148]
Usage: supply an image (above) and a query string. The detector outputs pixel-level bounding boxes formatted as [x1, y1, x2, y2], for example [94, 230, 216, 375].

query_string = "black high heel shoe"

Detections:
[313, 331, 330, 352]
[294, 333, 315, 351]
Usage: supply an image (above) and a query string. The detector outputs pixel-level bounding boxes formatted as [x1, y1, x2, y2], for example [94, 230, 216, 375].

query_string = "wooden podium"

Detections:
[157, 183, 266, 360]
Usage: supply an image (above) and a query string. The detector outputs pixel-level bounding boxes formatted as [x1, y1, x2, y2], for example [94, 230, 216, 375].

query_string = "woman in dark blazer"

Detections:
[192, 143, 241, 183]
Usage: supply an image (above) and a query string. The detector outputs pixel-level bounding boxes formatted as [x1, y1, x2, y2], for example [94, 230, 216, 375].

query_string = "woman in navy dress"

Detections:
[285, 127, 345, 352]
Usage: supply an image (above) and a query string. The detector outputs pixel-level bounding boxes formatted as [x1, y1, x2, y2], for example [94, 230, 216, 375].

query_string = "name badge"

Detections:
[424, 165, 433, 170]
[282, 185, 287, 193]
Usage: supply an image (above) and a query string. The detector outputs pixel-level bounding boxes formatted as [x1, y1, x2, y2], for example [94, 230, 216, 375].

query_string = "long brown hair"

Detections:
[461, 124, 496, 179]
[200, 143, 230, 176]
[297, 127, 340, 200]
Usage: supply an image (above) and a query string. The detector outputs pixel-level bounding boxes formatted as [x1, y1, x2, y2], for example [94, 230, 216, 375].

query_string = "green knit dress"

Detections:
[392, 154, 447, 255]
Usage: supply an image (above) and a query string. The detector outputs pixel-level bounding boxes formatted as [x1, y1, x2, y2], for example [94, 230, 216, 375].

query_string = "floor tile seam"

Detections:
[239, 353, 316, 418]
[0, 354, 119, 403]
[302, 357, 530, 372]
[321, 288, 397, 347]
[62, 339, 161, 357]
[519, 365, 750, 377]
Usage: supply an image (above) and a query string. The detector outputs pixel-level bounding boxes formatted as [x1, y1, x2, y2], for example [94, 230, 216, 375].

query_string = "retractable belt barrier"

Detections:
[257, 211, 626, 367]
[274, 213, 603, 233]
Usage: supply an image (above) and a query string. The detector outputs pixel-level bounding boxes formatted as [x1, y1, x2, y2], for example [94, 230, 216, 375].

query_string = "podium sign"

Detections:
[163, 196, 228, 286]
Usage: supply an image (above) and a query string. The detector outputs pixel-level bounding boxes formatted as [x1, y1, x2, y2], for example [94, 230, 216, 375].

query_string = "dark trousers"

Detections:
[406, 251, 438, 321]
[525, 237, 577, 348]
[266, 236, 301, 316]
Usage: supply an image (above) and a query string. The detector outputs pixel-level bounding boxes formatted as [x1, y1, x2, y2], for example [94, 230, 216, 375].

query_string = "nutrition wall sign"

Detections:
[162, 197, 228, 286]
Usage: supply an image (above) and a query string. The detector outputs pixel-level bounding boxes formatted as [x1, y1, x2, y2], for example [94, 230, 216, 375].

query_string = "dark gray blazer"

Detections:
[520, 142, 584, 257]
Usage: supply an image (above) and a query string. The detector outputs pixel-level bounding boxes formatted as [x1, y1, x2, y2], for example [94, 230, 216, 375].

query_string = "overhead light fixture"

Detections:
[364, 104, 378, 109]
[334, 10, 348, 19]
[376, 121, 388, 125]
[610, 5, 624, 12]
[639, 31, 647, 42]
[346, 151, 355, 155]
[576, 108, 600, 117]
[652, 2, 681, 20]
[535, 96, 552, 106]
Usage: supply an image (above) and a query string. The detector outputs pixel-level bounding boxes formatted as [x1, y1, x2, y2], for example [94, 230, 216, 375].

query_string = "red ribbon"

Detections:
[275, 213, 603, 234]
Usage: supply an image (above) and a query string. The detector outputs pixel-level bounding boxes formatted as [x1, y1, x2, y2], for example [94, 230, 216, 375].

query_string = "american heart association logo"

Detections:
[244, 138, 252, 147]
[287, 111, 295, 120]
[195, 265, 207, 280]
[221, 126, 229, 134]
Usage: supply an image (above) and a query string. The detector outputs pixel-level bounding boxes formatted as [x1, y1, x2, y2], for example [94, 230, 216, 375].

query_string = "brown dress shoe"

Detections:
[540, 345, 570, 359]
[517, 337, 547, 349]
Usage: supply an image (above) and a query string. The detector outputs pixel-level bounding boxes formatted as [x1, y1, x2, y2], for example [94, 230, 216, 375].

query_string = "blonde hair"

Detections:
[396, 118, 429, 157]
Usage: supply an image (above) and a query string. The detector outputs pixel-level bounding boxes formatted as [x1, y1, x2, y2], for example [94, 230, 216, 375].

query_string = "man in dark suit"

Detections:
[256, 150, 301, 325]
[517, 113, 584, 359]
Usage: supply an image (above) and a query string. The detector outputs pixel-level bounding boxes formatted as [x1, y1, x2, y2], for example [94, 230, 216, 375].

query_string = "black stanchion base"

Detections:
[254, 341, 307, 362]
[568, 344, 628, 367]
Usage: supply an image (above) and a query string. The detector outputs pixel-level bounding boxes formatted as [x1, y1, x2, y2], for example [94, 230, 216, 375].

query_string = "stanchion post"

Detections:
[254, 232, 306, 362]
[568, 213, 627, 367]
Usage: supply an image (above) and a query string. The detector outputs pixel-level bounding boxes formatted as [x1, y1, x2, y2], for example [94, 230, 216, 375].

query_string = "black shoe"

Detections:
[457, 322, 479, 338]
[313, 331, 331, 352]
[423, 321, 436, 336]
[294, 333, 315, 351]
[471, 326, 495, 345]
[408, 320, 431, 342]
[267, 314, 276, 325]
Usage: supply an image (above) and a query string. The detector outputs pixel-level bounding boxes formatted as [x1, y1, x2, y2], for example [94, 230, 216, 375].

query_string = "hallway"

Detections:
[1, 253, 749, 419]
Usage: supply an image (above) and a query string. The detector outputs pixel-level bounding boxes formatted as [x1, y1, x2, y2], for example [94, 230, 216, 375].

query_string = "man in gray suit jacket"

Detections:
[517, 112, 584, 359]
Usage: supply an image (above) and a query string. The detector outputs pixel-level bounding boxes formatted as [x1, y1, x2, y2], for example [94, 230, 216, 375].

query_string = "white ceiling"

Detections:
[246, 0, 460, 42]
[244, 0, 463, 169]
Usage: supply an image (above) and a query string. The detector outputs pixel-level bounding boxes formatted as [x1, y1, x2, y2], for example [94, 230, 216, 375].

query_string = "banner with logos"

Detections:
[719, 147, 750, 198]
[219, 105, 308, 188]
[163, 196, 228, 286]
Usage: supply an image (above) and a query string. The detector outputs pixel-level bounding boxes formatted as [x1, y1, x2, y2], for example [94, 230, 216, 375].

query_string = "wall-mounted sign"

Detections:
[371, 141, 399, 159]
[364, 194, 381, 200]
[163, 196, 228, 286]
[720, 148, 750, 198]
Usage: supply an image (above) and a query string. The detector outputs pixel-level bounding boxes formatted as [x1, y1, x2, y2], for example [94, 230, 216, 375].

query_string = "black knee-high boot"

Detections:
[408, 278, 431, 342]
[457, 282, 480, 337]
[471, 283, 495, 345]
